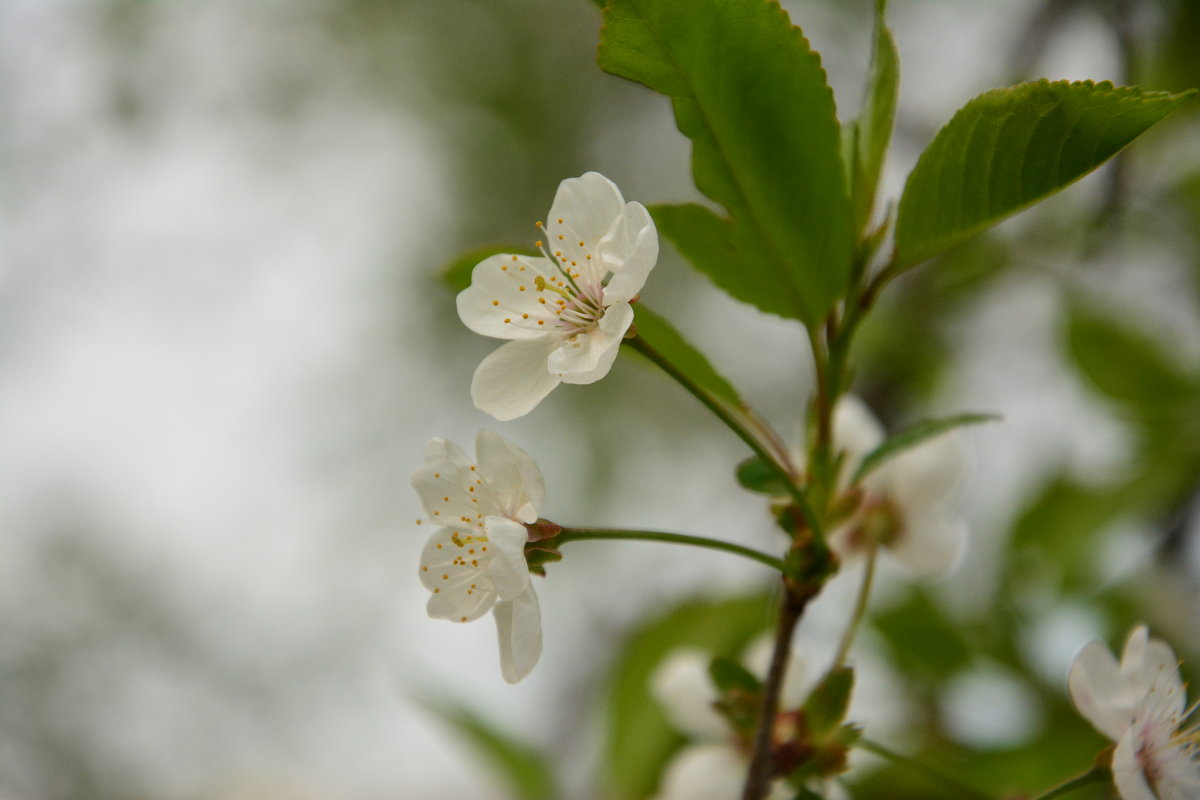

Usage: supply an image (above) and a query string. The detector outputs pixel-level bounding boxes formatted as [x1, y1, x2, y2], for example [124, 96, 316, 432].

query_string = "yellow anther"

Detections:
[522, 313, 529, 319]
[537, 320, 545, 325]
[535, 240, 543, 247]
[519, 286, 526, 291]
[558, 234, 564, 240]
[511, 255, 518, 261]
[501, 265, 507, 271]
[535, 276, 547, 291]
[504, 318, 511, 323]
[556, 217, 563, 224]
[492, 300, 499, 306]
[578, 241, 584, 246]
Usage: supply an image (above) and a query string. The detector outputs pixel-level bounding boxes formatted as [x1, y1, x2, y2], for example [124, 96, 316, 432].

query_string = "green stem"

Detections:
[626, 334, 827, 552]
[832, 538, 879, 668]
[554, 528, 790, 575]
[1030, 766, 1108, 800]
[857, 739, 995, 800]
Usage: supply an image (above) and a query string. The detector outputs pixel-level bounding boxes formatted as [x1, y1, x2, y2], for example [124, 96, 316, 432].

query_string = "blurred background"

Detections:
[1, 1, 1197, 798]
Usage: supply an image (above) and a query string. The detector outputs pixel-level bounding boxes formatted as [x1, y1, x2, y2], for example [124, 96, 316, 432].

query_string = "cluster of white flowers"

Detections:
[649, 641, 845, 800]
[825, 395, 970, 576]
[1069, 625, 1200, 800]
[413, 173, 658, 682]
[412, 431, 545, 683]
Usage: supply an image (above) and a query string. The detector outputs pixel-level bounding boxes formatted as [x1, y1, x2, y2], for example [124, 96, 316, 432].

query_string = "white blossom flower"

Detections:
[1069, 625, 1200, 800]
[456, 172, 658, 420]
[412, 430, 544, 683]
[827, 395, 969, 576]
[649, 642, 842, 800]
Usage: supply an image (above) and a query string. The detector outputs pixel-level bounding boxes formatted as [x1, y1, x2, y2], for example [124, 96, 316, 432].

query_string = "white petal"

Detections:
[422, 437, 472, 469]
[475, 429, 544, 523]
[833, 396, 885, 479]
[494, 587, 542, 684]
[601, 201, 658, 304]
[547, 301, 632, 384]
[1069, 639, 1135, 741]
[470, 338, 562, 421]
[884, 431, 968, 517]
[888, 513, 965, 576]
[546, 172, 625, 245]
[484, 517, 531, 602]
[411, 451, 484, 535]
[1113, 726, 1158, 800]
[1141, 640, 1186, 718]
[419, 529, 496, 622]
[456, 254, 560, 340]
[650, 649, 728, 741]
[652, 745, 747, 800]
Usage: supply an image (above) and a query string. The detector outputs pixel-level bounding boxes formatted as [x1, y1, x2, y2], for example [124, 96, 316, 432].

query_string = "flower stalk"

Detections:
[547, 527, 792, 576]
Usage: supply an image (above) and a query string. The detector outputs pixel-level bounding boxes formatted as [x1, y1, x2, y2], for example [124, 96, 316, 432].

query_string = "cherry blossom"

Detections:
[456, 172, 658, 420]
[413, 430, 544, 683]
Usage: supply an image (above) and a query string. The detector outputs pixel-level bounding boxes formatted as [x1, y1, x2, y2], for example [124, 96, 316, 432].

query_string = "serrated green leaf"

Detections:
[849, 0, 899, 233]
[894, 80, 1196, 269]
[1066, 305, 1199, 412]
[853, 413, 999, 484]
[736, 456, 791, 496]
[629, 303, 743, 408]
[804, 666, 854, 739]
[602, 594, 770, 800]
[417, 698, 558, 800]
[600, 0, 852, 324]
[442, 244, 538, 293]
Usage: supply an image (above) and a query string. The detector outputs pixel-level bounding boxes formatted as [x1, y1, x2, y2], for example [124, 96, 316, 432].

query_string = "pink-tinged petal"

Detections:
[470, 338, 561, 421]
[546, 172, 625, 245]
[601, 201, 658, 304]
[457, 255, 559, 340]
[494, 587, 541, 684]
[888, 513, 964, 576]
[652, 745, 747, 800]
[1069, 640, 1134, 741]
[547, 301, 632, 384]
[1113, 726, 1158, 800]
[1142, 640, 1186, 718]
[475, 429, 544, 523]
[483, 517, 531, 602]
[650, 649, 728, 742]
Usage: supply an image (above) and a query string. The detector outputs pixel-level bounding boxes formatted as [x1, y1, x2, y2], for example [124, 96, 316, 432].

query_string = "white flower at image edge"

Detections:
[827, 395, 969, 576]
[412, 430, 544, 683]
[1069, 625, 1200, 800]
[456, 171, 658, 420]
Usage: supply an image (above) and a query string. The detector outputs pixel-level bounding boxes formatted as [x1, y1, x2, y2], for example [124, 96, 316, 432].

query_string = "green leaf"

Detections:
[736, 455, 791, 496]
[601, 0, 852, 324]
[894, 80, 1196, 269]
[630, 304, 743, 408]
[442, 244, 538, 293]
[852, 413, 999, 483]
[1065, 305, 1199, 413]
[804, 666, 854, 739]
[417, 698, 558, 800]
[710, 655, 763, 695]
[848, 0, 899, 234]
[602, 594, 770, 800]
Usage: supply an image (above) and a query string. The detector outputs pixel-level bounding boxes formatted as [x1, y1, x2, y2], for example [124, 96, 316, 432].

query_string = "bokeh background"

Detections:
[1, 1, 1198, 798]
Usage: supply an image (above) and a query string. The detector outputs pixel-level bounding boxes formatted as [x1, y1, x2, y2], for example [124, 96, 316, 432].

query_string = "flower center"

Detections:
[534, 219, 608, 334]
